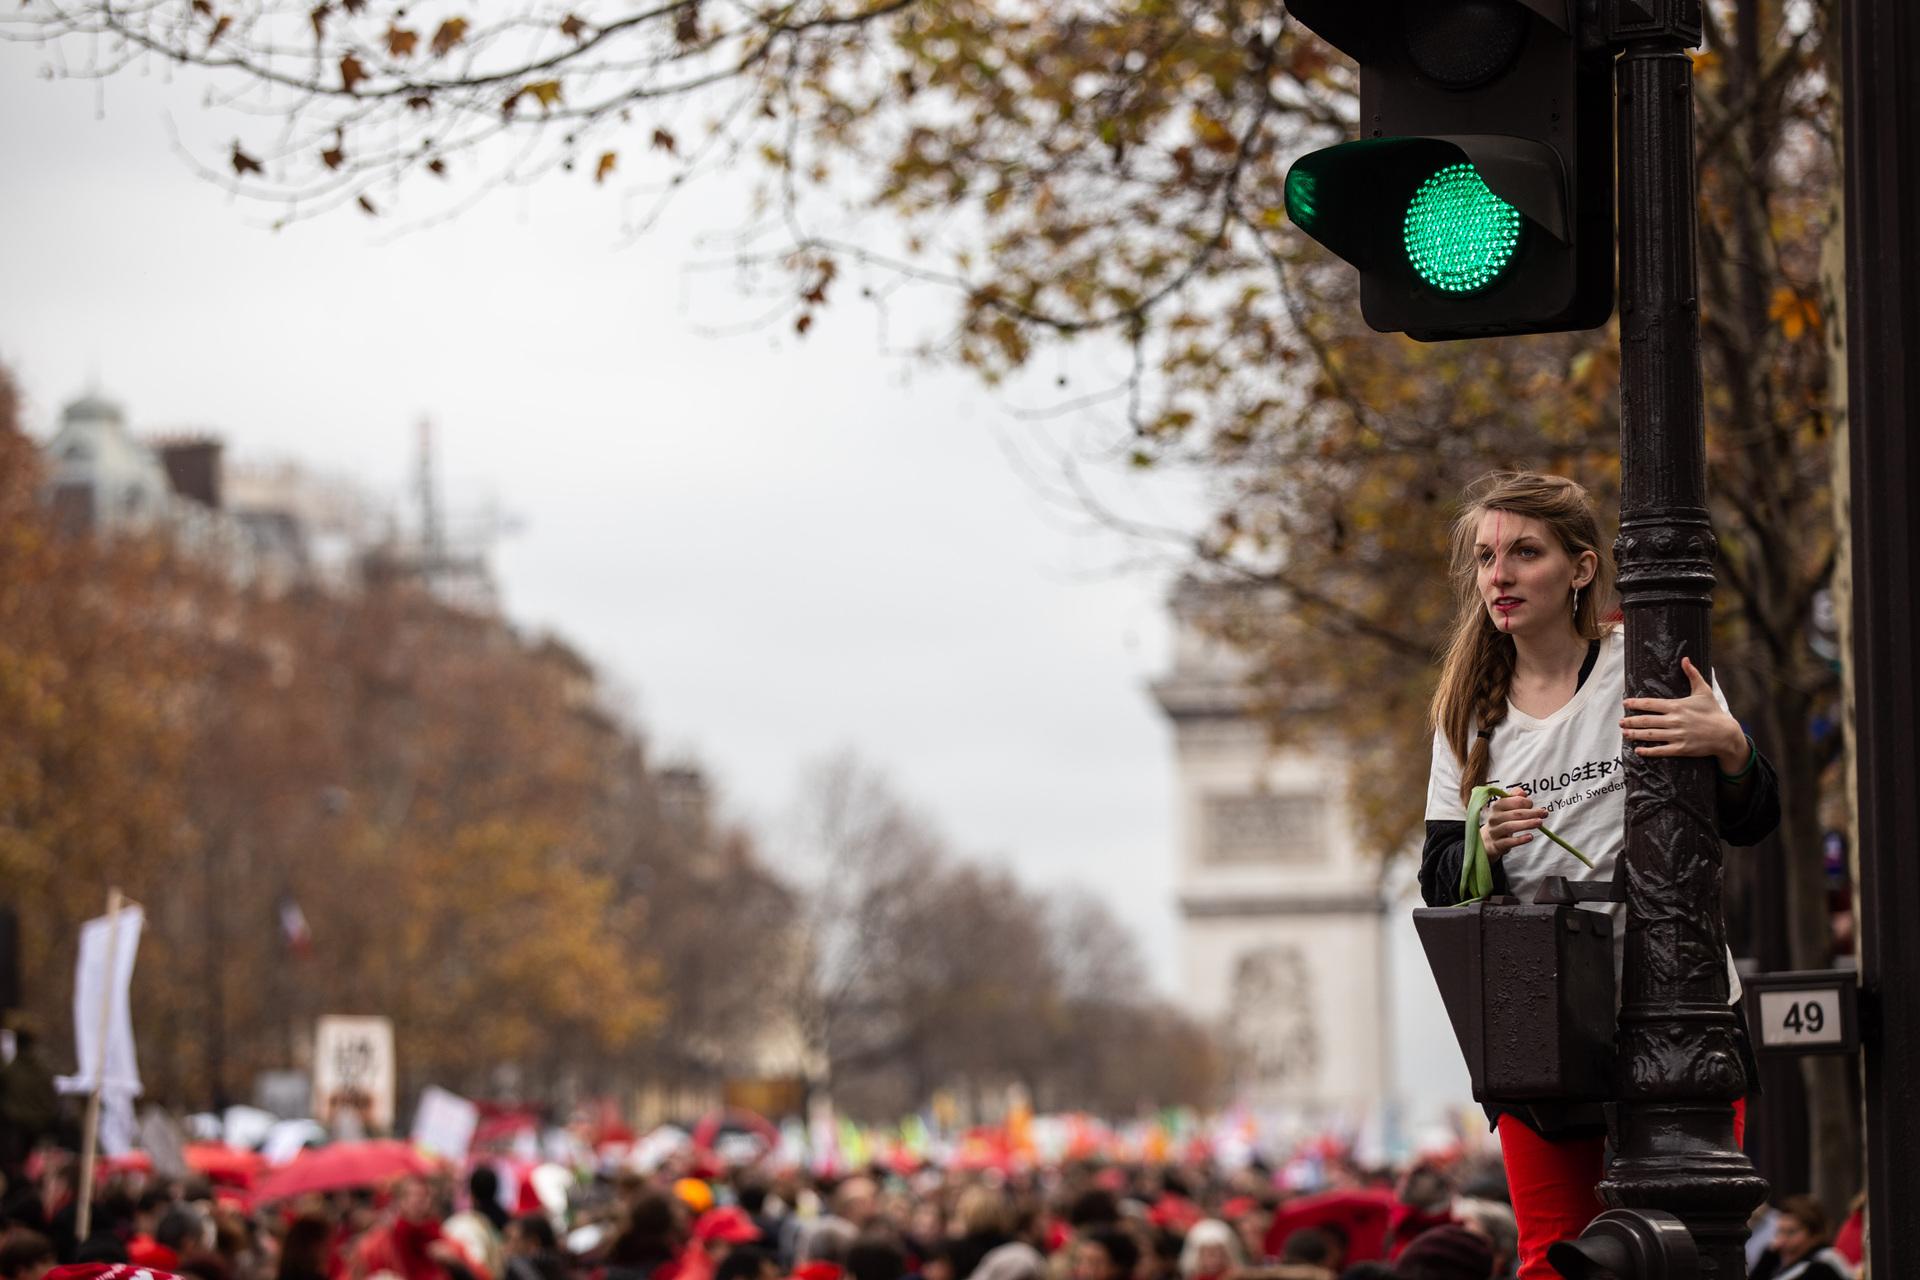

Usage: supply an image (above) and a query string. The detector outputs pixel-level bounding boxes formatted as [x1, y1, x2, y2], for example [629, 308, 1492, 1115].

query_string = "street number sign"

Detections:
[1758, 989, 1842, 1045]
[1744, 969, 1859, 1056]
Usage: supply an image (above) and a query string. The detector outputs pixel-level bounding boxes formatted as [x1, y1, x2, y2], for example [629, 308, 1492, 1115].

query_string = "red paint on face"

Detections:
[1493, 510, 1509, 630]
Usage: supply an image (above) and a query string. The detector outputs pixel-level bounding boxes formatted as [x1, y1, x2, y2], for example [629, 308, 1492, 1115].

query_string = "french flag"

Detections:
[278, 896, 313, 956]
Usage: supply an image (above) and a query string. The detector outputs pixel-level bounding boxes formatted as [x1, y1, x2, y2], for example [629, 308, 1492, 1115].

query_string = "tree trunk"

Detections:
[1757, 690, 1859, 1213]
[1820, 11, 1866, 1225]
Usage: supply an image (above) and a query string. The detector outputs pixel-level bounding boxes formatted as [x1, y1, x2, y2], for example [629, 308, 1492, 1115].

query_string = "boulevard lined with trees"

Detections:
[2, 0, 1856, 1203]
[0, 373, 1213, 1120]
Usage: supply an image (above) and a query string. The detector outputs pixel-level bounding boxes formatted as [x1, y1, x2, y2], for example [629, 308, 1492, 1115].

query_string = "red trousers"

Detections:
[1497, 1099, 1747, 1280]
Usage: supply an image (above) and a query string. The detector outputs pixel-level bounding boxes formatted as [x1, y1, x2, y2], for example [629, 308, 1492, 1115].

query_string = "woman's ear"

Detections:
[1573, 550, 1598, 590]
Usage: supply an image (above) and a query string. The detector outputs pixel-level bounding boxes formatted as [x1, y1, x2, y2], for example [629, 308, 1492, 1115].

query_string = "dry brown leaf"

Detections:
[594, 151, 616, 184]
[426, 157, 447, 177]
[207, 14, 232, 46]
[309, 3, 330, 41]
[559, 13, 587, 40]
[230, 142, 263, 176]
[802, 262, 835, 305]
[406, 94, 432, 111]
[674, 4, 700, 44]
[385, 25, 419, 57]
[430, 17, 467, 56]
[321, 142, 345, 170]
[524, 80, 562, 109]
[651, 127, 676, 155]
[339, 53, 367, 92]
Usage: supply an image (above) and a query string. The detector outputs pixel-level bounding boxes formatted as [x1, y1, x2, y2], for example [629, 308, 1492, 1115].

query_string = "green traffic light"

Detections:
[1403, 162, 1522, 294]
[1284, 167, 1319, 228]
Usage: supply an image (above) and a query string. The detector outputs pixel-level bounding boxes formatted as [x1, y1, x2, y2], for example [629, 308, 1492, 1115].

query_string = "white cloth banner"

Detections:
[100, 1090, 139, 1157]
[55, 905, 144, 1097]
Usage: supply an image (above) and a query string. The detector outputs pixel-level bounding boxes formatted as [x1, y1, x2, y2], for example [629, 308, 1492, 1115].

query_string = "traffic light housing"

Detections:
[1283, 0, 1615, 341]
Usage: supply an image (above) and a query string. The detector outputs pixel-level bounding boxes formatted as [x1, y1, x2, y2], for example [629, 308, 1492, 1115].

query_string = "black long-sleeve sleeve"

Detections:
[1716, 739, 1781, 846]
[1418, 820, 1510, 907]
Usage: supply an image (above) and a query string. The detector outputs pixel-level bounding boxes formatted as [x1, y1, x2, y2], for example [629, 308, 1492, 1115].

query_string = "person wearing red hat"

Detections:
[124, 1191, 178, 1273]
[1145, 1200, 1200, 1239]
[692, 1209, 763, 1268]
[349, 1178, 483, 1280]
[1382, 1168, 1455, 1262]
[123, 1236, 179, 1272]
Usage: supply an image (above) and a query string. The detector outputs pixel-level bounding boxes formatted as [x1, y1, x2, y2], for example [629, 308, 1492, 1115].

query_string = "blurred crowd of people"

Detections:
[0, 1152, 1475, 1280]
[0, 1139, 1868, 1280]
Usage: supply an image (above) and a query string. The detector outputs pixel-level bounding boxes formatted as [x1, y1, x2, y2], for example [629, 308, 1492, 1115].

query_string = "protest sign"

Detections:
[313, 1016, 395, 1135]
[410, 1085, 478, 1162]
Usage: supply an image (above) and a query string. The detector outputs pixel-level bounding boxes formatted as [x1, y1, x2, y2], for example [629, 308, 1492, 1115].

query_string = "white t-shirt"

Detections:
[1424, 627, 1742, 1001]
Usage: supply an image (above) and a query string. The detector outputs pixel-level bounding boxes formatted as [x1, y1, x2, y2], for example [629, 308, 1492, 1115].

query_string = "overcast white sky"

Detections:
[0, 35, 1204, 961]
[0, 36, 1469, 1122]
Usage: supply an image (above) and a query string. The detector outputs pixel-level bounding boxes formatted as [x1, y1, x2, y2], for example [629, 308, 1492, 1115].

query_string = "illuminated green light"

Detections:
[1285, 167, 1319, 227]
[1403, 162, 1522, 294]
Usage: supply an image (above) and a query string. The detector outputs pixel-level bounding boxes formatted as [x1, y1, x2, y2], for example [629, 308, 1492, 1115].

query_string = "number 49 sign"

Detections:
[1745, 969, 1860, 1056]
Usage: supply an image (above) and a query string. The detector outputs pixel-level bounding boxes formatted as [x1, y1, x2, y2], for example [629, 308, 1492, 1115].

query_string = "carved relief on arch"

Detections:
[1225, 944, 1321, 1096]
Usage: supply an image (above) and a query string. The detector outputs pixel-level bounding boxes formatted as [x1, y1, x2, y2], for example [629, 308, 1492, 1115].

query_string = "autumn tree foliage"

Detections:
[0, 368, 697, 1111]
[0, 382, 207, 1094]
[160, 573, 675, 1105]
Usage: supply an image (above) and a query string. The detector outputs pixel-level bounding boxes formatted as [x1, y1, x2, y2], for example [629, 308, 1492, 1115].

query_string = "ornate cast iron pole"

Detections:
[1598, 0, 1768, 1271]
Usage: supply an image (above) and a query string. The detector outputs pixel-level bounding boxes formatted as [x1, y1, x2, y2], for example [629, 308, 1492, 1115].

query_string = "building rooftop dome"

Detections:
[60, 392, 128, 426]
[44, 390, 173, 529]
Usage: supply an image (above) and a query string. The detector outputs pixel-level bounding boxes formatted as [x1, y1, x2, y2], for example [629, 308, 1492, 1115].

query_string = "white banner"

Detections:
[56, 905, 144, 1097]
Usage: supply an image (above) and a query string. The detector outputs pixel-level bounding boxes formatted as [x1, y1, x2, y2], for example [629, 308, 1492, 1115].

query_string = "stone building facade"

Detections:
[1151, 580, 1390, 1117]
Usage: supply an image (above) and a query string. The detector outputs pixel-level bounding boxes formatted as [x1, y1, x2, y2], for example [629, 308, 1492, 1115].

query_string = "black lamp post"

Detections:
[1588, 1, 1768, 1273]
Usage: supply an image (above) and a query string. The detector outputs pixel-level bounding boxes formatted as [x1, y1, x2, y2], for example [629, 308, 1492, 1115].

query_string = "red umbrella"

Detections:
[1265, 1189, 1396, 1265]
[248, 1140, 439, 1204]
[98, 1151, 153, 1182]
[184, 1143, 266, 1188]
